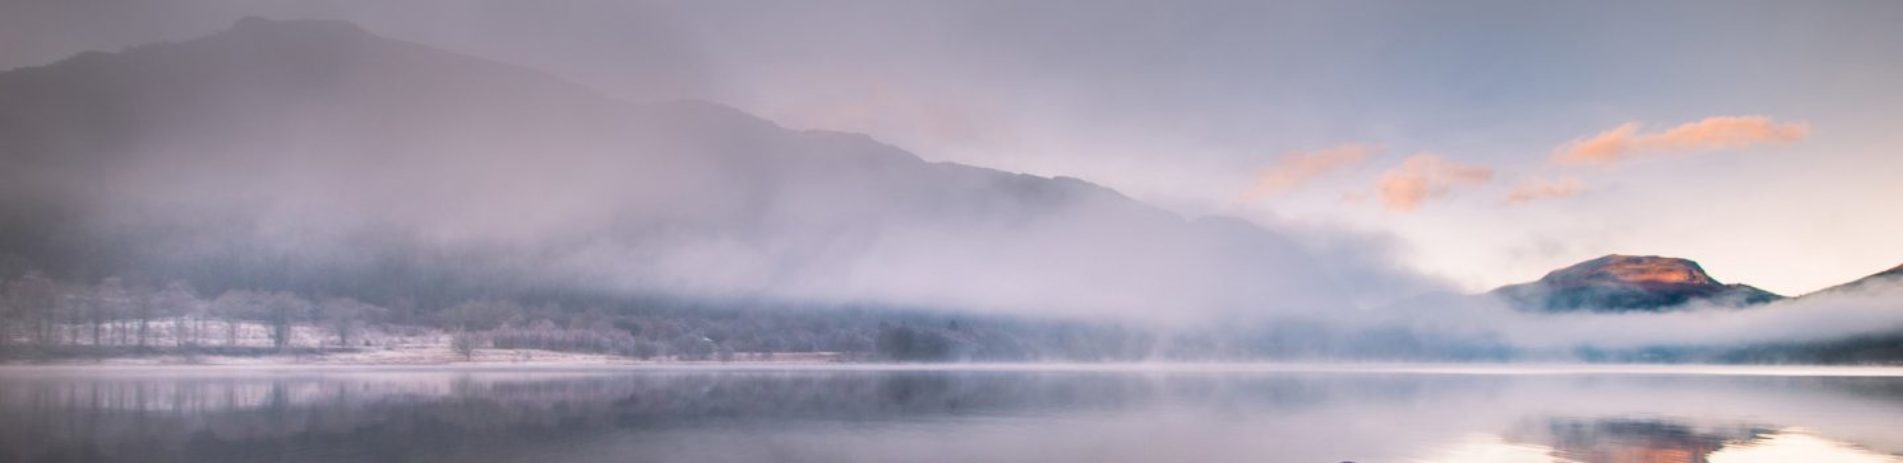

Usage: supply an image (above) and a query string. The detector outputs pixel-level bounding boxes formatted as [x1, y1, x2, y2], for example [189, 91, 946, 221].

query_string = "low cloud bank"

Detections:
[1361, 278, 1903, 358]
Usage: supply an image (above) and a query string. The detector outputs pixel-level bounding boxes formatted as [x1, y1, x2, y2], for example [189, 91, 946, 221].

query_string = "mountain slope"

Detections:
[1803, 263, 1903, 297]
[0, 17, 1358, 322]
[1491, 255, 1783, 312]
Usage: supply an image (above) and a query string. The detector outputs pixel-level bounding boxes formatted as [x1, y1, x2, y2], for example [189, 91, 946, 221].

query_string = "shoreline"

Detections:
[5, 359, 1902, 377]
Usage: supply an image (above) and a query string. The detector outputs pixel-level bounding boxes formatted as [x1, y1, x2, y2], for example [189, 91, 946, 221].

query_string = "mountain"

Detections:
[1491, 255, 1783, 312]
[0, 17, 1359, 321]
[1805, 263, 1903, 297]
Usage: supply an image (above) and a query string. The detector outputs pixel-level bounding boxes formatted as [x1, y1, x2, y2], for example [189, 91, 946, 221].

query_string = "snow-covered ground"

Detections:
[70, 346, 635, 366]
[3, 318, 845, 366]
[15, 347, 844, 366]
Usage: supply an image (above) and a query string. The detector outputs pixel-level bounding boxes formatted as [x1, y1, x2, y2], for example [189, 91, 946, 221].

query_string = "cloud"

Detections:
[1376, 154, 1493, 212]
[1553, 116, 1809, 166]
[1505, 176, 1586, 205]
[1244, 143, 1381, 200]
[1492, 278, 1903, 349]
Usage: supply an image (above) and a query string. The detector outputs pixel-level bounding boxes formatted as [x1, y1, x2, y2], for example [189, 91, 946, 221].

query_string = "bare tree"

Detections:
[319, 297, 383, 348]
[155, 281, 201, 348]
[265, 292, 312, 350]
[212, 290, 260, 347]
[130, 283, 158, 350]
[451, 329, 481, 360]
[50, 282, 85, 347]
[7, 273, 54, 348]
[92, 278, 128, 347]
[205, 290, 313, 350]
[0, 276, 14, 353]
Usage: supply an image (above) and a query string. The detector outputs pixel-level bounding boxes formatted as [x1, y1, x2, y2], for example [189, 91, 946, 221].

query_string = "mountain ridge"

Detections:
[1803, 262, 1903, 297]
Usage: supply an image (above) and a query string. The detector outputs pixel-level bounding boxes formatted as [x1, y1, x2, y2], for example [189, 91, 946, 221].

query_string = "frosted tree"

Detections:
[265, 292, 313, 350]
[154, 281, 202, 348]
[129, 283, 159, 350]
[319, 297, 383, 348]
[91, 278, 128, 347]
[7, 273, 57, 348]
[212, 290, 265, 347]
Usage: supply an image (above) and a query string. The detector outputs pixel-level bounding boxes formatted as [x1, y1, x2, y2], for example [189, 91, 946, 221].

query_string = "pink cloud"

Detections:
[1376, 153, 1494, 212]
[1505, 176, 1586, 205]
[1554, 116, 1809, 166]
[1244, 143, 1381, 200]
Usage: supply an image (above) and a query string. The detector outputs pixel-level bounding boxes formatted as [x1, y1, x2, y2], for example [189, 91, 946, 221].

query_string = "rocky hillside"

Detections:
[1491, 255, 1783, 312]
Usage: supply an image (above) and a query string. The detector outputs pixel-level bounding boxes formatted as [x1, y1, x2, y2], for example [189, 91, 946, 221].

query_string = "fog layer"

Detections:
[0, 19, 1432, 325]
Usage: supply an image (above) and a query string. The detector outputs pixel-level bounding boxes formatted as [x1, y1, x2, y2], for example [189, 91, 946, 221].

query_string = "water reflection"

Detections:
[1428, 421, 1898, 463]
[0, 368, 1897, 462]
[1520, 418, 1763, 462]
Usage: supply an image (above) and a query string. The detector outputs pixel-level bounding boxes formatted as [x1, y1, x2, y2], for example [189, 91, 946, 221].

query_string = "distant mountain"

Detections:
[1805, 263, 1903, 297]
[1491, 255, 1783, 312]
[0, 17, 1359, 320]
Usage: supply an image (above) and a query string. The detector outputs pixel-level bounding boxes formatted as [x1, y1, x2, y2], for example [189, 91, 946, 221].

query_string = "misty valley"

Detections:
[1, 17, 1897, 368]
[2, 5, 1902, 463]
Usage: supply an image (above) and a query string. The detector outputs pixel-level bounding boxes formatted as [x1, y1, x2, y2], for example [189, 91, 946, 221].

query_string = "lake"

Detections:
[1, 365, 1899, 462]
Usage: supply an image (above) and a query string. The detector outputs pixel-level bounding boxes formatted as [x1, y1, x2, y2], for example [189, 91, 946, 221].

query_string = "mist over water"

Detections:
[1, 366, 1900, 463]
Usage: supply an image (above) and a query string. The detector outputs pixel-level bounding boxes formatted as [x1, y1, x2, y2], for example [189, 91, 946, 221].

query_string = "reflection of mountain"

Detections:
[1492, 255, 1782, 313]
[1507, 418, 1768, 463]
[1495, 416, 1903, 463]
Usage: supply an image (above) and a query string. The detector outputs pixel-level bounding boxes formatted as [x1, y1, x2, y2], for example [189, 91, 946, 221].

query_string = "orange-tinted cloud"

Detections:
[1244, 143, 1381, 200]
[1505, 176, 1586, 205]
[1553, 116, 1809, 166]
[1376, 154, 1493, 212]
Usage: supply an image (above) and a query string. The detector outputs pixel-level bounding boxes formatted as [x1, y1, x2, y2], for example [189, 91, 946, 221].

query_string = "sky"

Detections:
[4, 0, 1901, 295]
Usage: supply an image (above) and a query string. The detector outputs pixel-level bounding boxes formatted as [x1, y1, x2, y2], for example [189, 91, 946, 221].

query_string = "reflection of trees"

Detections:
[0, 372, 1506, 462]
[0, 373, 1141, 461]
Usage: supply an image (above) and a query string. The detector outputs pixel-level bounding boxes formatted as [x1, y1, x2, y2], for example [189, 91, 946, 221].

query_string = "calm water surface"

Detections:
[1, 365, 1899, 462]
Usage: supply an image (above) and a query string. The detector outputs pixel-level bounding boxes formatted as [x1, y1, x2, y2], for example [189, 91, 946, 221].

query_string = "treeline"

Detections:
[0, 270, 1159, 362]
[0, 271, 388, 356]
